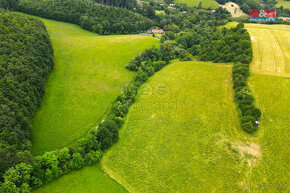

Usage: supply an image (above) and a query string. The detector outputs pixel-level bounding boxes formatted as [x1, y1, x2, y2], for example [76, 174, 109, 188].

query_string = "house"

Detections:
[147, 29, 165, 34]
[279, 17, 290, 21]
[169, 4, 175, 7]
[211, 10, 216, 13]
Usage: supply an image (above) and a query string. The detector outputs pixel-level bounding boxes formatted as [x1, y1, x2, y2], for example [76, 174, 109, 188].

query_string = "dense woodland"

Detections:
[13, 0, 154, 35]
[93, 0, 137, 9]
[0, 11, 54, 179]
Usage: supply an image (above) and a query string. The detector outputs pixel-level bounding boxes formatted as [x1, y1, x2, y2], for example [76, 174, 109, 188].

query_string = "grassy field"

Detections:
[245, 24, 290, 77]
[246, 74, 290, 192]
[102, 61, 259, 192]
[220, 2, 247, 17]
[33, 165, 127, 193]
[276, 0, 290, 8]
[30, 17, 159, 154]
[175, 0, 219, 8]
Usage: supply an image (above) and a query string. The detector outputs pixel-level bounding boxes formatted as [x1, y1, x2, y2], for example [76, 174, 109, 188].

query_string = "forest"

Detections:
[0, 10, 54, 178]
[14, 0, 154, 35]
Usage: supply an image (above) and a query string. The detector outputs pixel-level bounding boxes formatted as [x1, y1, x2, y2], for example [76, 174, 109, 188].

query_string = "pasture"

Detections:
[276, 0, 290, 8]
[246, 74, 290, 192]
[101, 61, 257, 192]
[30, 17, 159, 154]
[33, 165, 127, 193]
[245, 24, 290, 77]
[175, 0, 219, 8]
[220, 2, 247, 17]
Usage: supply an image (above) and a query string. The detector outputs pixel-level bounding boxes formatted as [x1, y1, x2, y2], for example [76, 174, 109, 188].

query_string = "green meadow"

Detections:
[175, 0, 219, 8]
[30, 17, 159, 154]
[277, 0, 290, 8]
[245, 24, 290, 77]
[246, 74, 290, 192]
[33, 165, 127, 193]
[102, 61, 257, 192]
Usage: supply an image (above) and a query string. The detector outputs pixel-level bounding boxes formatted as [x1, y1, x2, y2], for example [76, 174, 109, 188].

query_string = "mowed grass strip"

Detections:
[31, 16, 159, 154]
[245, 24, 290, 77]
[175, 0, 219, 8]
[247, 74, 290, 191]
[33, 165, 127, 193]
[102, 61, 254, 192]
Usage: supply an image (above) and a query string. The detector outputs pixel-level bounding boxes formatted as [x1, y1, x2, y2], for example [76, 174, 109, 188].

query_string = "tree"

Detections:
[198, 2, 202, 9]
[69, 153, 85, 169]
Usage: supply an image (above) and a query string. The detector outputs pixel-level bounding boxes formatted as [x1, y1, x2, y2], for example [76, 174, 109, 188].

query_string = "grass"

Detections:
[33, 165, 127, 193]
[222, 21, 238, 29]
[175, 0, 219, 8]
[220, 2, 247, 17]
[276, 0, 290, 9]
[246, 74, 290, 192]
[101, 61, 258, 192]
[245, 24, 290, 77]
[29, 16, 159, 154]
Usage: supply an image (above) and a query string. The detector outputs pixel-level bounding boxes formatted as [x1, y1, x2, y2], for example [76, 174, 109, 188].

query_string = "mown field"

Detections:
[220, 2, 247, 17]
[276, 0, 290, 8]
[102, 61, 258, 192]
[175, 0, 219, 8]
[245, 24, 290, 77]
[30, 16, 159, 154]
[246, 74, 290, 192]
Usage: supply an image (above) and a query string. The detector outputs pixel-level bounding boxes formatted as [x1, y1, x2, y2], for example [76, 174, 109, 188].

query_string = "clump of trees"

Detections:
[13, 0, 154, 35]
[0, 134, 103, 192]
[161, 23, 261, 133]
[0, 11, 54, 178]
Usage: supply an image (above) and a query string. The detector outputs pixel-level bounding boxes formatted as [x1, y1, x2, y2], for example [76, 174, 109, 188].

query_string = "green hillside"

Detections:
[31, 16, 159, 154]
[175, 0, 219, 8]
[102, 61, 255, 192]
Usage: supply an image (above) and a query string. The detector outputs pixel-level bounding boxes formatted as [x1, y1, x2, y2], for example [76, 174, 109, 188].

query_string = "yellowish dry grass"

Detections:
[245, 24, 290, 77]
[220, 2, 247, 17]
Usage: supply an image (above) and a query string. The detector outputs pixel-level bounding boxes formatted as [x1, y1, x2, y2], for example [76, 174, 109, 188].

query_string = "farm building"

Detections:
[147, 29, 165, 34]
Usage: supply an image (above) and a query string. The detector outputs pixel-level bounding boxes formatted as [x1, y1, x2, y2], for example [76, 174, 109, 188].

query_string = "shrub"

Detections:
[244, 107, 262, 119]
[242, 122, 257, 133]
[179, 52, 193, 61]
[240, 116, 256, 125]
[69, 153, 85, 169]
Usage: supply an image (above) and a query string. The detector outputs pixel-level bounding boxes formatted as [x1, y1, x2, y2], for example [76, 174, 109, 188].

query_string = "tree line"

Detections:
[0, 10, 54, 179]
[0, 33, 190, 192]
[93, 0, 137, 10]
[0, 0, 154, 35]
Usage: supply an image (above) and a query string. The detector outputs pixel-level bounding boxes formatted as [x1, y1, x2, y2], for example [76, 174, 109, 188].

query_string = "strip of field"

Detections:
[101, 61, 258, 192]
[175, 0, 219, 8]
[245, 24, 290, 77]
[33, 165, 127, 193]
[30, 17, 159, 154]
[276, 0, 290, 9]
[220, 2, 247, 17]
[246, 74, 290, 192]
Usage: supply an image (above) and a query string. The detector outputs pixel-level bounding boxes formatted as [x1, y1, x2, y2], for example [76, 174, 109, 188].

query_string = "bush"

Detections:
[85, 150, 102, 165]
[244, 107, 262, 119]
[241, 122, 257, 133]
[69, 153, 85, 169]
[240, 115, 256, 125]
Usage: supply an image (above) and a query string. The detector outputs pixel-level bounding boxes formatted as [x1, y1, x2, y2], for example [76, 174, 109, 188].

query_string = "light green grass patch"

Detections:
[276, 0, 290, 9]
[33, 165, 127, 193]
[245, 24, 290, 77]
[175, 0, 219, 8]
[222, 21, 239, 29]
[30, 16, 159, 154]
[102, 61, 255, 192]
[246, 74, 290, 192]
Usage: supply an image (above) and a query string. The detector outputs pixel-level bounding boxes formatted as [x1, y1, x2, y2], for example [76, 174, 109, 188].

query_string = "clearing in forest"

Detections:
[30, 16, 159, 154]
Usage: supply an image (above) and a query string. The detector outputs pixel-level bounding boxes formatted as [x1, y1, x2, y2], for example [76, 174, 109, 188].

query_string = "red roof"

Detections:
[151, 29, 164, 34]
